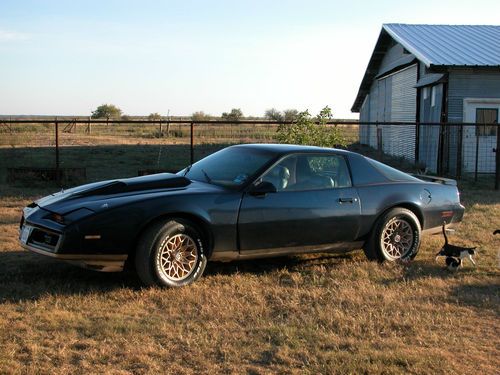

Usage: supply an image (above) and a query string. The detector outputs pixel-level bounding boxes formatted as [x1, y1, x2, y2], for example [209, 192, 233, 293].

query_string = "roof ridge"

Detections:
[383, 23, 500, 27]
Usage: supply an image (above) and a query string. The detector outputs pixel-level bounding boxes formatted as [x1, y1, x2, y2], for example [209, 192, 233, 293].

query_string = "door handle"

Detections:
[338, 197, 356, 203]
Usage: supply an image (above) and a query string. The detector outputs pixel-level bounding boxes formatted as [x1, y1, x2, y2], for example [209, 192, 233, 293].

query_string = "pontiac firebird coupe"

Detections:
[20, 144, 464, 287]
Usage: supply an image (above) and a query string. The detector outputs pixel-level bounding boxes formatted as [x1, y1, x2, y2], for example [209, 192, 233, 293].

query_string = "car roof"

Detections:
[230, 143, 351, 156]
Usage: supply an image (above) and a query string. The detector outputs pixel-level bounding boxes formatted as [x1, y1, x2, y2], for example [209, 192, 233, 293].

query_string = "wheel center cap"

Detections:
[174, 252, 182, 261]
[394, 234, 401, 243]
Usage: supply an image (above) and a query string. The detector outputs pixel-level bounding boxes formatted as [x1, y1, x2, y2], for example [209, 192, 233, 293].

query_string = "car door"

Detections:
[238, 153, 361, 251]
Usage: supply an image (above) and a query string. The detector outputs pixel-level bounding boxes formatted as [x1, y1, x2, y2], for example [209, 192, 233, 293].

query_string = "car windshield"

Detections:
[181, 147, 275, 188]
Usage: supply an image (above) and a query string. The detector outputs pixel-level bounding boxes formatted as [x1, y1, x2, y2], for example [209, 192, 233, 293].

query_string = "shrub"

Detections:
[221, 108, 243, 121]
[276, 106, 346, 148]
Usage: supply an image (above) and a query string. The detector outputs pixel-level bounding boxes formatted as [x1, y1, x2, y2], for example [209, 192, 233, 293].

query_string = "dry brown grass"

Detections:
[0, 123, 283, 148]
[0, 182, 499, 374]
[0, 122, 497, 373]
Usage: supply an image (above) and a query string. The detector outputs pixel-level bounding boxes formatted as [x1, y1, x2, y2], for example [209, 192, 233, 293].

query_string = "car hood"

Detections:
[35, 173, 195, 215]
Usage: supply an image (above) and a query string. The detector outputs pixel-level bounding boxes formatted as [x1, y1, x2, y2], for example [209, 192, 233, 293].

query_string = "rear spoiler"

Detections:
[411, 174, 457, 186]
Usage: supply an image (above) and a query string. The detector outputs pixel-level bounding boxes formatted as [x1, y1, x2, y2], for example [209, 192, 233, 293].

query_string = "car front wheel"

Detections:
[364, 207, 421, 262]
[135, 219, 207, 287]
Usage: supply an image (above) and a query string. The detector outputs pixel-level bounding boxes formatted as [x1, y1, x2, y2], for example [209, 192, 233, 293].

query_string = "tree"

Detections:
[221, 108, 243, 121]
[276, 106, 346, 148]
[264, 108, 284, 122]
[283, 109, 299, 122]
[148, 112, 161, 121]
[91, 104, 122, 119]
[192, 111, 211, 121]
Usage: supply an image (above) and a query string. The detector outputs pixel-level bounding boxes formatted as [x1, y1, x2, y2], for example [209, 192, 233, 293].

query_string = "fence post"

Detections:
[474, 128, 480, 182]
[55, 117, 60, 181]
[495, 124, 499, 190]
[437, 123, 445, 176]
[415, 121, 420, 164]
[88, 116, 91, 134]
[190, 122, 194, 165]
[376, 125, 382, 159]
[456, 124, 463, 180]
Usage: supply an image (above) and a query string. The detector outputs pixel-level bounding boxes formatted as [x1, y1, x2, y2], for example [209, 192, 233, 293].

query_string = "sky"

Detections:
[1, 0, 499, 119]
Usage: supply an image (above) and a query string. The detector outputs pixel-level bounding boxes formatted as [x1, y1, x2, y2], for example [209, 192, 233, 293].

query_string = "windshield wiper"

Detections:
[201, 169, 212, 183]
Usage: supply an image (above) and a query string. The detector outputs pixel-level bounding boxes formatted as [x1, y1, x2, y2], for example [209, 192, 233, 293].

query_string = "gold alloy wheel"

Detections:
[381, 218, 413, 260]
[158, 234, 198, 281]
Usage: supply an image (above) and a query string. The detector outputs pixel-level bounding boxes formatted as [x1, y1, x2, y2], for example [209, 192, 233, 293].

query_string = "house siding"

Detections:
[448, 70, 500, 174]
[418, 84, 443, 173]
[381, 64, 417, 160]
[379, 43, 406, 72]
[359, 55, 418, 162]
[367, 81, 379, 147]
[359, 95, 370, 145]
[448, 70, 500, 122]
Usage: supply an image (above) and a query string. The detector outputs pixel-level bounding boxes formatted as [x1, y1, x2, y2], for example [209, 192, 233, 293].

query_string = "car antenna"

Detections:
[156, 109, 169, 169]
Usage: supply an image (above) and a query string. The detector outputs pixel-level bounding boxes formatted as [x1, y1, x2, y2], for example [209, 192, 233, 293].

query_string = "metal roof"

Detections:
[352, 24, 500, 112]
[384, 24, 500, 67]
[414, 73, 445, 88]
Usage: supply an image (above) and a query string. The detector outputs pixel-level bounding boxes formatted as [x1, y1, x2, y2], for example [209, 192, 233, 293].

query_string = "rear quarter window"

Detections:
[366, 158, 420, 182]
[347, 154, 387, 186]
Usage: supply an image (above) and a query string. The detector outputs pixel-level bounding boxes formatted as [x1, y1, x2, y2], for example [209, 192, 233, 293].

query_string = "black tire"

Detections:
[135, 219, 207, 287]
[363, 207, 421, 262]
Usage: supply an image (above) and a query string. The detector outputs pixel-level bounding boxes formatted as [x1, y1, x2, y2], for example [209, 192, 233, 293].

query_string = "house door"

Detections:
[463, 99, 499, 173]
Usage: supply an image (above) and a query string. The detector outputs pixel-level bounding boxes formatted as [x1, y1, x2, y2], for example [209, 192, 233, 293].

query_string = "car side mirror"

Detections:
[249, 181, 277, 196]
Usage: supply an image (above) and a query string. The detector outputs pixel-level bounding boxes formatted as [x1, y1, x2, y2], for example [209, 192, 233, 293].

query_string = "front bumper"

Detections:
[20, 223, 127, 272]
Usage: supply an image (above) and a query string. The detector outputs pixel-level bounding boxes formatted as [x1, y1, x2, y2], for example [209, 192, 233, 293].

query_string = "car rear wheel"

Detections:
[135, 219, 207, 287]
[363, 207, 421, 262]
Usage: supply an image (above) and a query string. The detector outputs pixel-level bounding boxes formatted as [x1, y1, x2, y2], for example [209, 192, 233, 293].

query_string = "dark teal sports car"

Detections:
[20, 144, 464, 287]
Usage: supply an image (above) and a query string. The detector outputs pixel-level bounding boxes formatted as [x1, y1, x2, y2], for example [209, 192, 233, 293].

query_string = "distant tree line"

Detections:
[264, 108, 299, 122]
[89, 103, 344, 148]
[90, 104, 333, 129]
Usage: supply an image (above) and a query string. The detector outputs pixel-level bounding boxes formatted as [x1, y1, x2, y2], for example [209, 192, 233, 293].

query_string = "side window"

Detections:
[261, 154, 351, 191]
[293, 154, 352, 190]
[261, 156, 294, 192]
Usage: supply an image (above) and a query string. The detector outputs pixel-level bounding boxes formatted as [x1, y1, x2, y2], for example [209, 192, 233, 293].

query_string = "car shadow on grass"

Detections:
[399, 260, 499, 313]
[0, 250, 357, 302]
[0, 251, 142, 303]
[204, 252, 357, 276]
[448, 281, 500, 313]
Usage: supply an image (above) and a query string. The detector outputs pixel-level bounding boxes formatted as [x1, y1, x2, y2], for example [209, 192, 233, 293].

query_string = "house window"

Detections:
[431, 86, 436, 107]
[476, 108, 498, 136]
[423, 87, 429, 100]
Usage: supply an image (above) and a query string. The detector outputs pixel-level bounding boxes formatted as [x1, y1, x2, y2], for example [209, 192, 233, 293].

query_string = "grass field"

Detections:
[0, 143, 498, 374]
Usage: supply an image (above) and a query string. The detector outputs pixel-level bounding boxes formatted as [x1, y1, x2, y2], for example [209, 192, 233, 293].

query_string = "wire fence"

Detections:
[359, 121, 499, 184]
[0, 118, 498, 189]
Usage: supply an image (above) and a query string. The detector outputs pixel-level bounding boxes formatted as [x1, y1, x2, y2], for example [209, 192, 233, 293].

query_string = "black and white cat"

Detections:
[435, 224, 476, 270]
